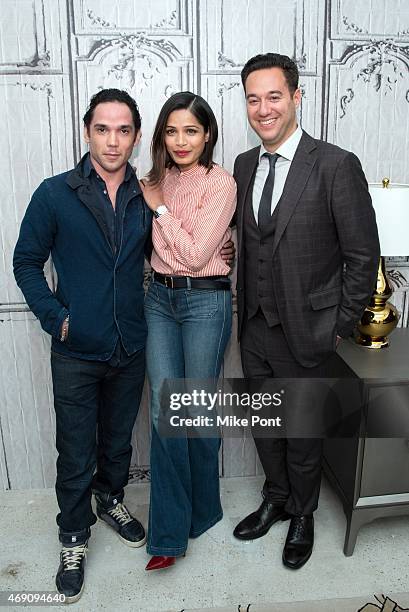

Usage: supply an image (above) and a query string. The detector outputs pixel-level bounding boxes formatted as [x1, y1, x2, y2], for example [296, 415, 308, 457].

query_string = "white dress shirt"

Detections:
[252, 126, 303, 222]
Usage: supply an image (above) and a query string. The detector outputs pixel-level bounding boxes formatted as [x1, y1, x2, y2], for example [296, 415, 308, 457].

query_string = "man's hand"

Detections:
[336, 335, 342, 347]
[139, 179, 164, 211]
[221, 239, 236, 267]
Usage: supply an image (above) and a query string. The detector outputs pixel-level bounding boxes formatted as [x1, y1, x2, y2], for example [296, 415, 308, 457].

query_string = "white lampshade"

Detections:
[369, 183, 409, 256]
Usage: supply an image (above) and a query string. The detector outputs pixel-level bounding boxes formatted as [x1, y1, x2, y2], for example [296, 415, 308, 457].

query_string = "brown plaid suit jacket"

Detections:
[234, 130, 380, 367]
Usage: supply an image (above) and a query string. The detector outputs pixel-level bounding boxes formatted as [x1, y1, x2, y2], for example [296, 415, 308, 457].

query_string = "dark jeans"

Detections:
[51, 348, 145, 532]
[241, 313, 345, 516]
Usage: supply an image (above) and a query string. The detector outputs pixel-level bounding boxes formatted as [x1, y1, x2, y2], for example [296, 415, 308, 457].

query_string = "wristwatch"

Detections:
[153, 204, 168, 218]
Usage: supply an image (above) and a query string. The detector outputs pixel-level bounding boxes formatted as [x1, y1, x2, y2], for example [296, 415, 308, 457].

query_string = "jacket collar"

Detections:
[237, 131, 317, 253]
[65, 153, 142, 196]
[236, 145, 260, 250]
[246, 129, 317, 179]
[238, 145, 260, 205]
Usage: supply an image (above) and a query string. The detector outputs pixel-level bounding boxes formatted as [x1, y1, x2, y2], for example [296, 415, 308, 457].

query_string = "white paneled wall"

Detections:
[1, 0, 408, 490]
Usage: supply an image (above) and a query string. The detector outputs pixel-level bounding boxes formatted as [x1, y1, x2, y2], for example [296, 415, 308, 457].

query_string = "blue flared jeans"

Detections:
[144, 279, 232, 556]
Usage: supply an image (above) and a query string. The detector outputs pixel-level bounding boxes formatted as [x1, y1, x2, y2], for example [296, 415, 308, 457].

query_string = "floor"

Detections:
[0, 476, 408, 611]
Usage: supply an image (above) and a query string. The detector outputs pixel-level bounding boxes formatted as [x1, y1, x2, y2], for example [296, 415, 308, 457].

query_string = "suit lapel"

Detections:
[236, 146, 260, 248]
[272, 132, 317, 258]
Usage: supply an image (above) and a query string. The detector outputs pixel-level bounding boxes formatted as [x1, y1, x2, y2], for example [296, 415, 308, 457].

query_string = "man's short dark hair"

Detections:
[241, 53, 299, 94]
[83, 89, 141, 131]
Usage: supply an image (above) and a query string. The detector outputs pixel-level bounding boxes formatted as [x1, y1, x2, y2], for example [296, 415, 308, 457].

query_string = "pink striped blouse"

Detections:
[150, 163, 237, 277]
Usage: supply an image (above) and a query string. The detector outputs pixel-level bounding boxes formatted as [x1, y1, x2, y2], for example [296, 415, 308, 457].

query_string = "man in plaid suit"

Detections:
[232, 53, 380, 569]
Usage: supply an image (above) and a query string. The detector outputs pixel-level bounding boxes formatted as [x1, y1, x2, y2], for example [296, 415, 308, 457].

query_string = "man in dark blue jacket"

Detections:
[13, 89, 151, 603]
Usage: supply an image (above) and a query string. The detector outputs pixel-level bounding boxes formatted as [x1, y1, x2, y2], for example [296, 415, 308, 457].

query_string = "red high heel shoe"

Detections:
[145, 555, 176, 571]
[145, 552, 186, 571]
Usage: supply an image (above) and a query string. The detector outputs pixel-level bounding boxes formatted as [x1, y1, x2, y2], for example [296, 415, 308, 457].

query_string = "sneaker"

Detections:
[95, 496, 146, 548]
[55, 540, 88, 604]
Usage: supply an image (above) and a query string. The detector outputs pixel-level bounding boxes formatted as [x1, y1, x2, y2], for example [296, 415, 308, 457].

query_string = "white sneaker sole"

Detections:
[62, 581, 85, 604]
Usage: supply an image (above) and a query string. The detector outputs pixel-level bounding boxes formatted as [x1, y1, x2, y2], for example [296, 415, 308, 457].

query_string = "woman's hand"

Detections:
[220, 239, 236, 267]
[140, 179, 164, 211]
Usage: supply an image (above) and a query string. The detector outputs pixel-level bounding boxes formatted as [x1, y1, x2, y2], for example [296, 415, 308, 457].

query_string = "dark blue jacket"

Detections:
[13, 157, 152, 360]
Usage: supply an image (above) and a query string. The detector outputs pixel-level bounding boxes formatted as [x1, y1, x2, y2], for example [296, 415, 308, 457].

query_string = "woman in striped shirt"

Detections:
[141, 92, 237, 571]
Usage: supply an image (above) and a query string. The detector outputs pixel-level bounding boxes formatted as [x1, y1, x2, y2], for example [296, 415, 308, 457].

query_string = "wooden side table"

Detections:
[323, 328, 409, 556]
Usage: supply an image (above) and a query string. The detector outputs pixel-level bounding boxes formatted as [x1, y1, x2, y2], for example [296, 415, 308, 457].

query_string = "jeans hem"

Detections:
[92, 487, 125, 507]
[56, 513, 97, 532]
[189, 511, 223, 538]
[146, 543, 187, 556]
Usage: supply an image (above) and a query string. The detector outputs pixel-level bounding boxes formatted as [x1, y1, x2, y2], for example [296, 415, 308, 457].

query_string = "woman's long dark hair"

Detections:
[147, 91, 218, 185]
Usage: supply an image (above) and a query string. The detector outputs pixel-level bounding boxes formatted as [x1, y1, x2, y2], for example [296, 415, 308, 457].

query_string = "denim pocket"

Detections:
[144, 282, 161, 309]
[185, 289, 218, 319]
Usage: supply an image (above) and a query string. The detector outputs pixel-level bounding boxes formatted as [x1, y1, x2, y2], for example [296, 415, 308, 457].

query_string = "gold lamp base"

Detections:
[355, 257, 400, 349]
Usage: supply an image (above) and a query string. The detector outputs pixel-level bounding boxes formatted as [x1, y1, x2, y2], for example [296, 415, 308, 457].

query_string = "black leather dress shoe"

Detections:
[233, 500, 290, 540]
[282, 515, 314, 569]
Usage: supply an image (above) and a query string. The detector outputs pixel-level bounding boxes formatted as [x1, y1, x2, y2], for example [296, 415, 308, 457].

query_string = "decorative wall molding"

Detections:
[342, 15, 369, 35]
[87, 33, 183, 65]
[79, 33, 183, 91]
[1, 0, 409, 490]
[326, 6, 409, 189]
[217, 52, 239, 69]
[11, 81, 54, 97]
[86, 8, 117, 29]
[388, 264, 409, 328]
[331, 0, 409, 39]
[0, 75, 74, 309]
[388, 267, 409, 291]
[17, 50, 51, 70]
[336, 40, 409, 117]
[340, 87, 354, 118]
[201, 0, 325, 75]
[73, 0, 192, 36]
[83, 7, 181, 32]
[216, 81, 240, 97]
[0, 0, 65, 73]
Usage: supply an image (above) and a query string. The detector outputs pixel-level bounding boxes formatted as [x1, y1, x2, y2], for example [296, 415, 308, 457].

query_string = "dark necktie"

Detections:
[258, 153, 279, 229]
